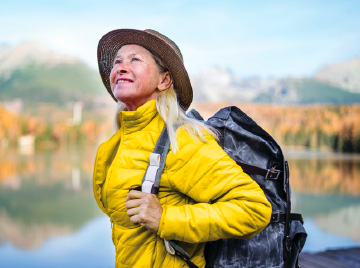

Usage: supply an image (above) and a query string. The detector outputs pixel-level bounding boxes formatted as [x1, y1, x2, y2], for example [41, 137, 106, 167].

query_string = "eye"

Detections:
[131, 57, 140, 62]
[114, 59, 122, 65]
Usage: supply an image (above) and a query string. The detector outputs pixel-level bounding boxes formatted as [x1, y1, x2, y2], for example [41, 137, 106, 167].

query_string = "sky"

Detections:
[0, 0, 359, 78]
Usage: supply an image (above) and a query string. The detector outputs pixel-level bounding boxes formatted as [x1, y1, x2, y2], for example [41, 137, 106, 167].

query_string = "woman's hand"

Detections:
[126, 190, 163, 232]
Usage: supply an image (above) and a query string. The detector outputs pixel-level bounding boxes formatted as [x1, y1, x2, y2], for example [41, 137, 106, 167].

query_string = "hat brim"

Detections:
[97, 29, 193, 110]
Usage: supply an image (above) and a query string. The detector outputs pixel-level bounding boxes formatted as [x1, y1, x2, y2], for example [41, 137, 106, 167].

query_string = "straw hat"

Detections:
[97, 29, 193, 110]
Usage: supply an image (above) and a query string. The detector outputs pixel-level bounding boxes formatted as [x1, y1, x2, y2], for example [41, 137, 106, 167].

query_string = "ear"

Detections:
[157, 72, 173, 92]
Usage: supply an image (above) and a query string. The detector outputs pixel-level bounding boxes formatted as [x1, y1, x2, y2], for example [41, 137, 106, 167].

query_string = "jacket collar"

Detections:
[120, 99, 158, 133]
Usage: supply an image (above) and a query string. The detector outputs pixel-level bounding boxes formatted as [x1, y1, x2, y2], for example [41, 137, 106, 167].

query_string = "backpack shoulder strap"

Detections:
[141, 126, 170, 194]
[140, 125, 199, 268]
[187, 109, 204, 121]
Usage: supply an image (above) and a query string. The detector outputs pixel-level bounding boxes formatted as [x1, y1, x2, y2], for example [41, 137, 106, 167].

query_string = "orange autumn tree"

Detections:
[0, 104, 102, 149]
[193, 103, 360, 153]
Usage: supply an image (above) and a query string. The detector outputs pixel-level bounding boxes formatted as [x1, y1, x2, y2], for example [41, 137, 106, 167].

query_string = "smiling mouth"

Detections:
[116, 78, 133, 84]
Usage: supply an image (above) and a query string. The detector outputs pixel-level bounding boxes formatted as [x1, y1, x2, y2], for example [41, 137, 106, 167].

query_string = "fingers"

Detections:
[126, 190, 146, 201]
[128, 212, 146, 226]
[125, 191, 163, 232]
[127, 203, 150, 226]
[126, 198, 142, 210]
[125, 191, 152, 220]
[126, 206, 140, 217]
[127, 207, 159, 230]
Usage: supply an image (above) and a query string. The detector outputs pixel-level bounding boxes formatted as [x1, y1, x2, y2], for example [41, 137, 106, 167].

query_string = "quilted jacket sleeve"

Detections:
[157, 130, 272, 243]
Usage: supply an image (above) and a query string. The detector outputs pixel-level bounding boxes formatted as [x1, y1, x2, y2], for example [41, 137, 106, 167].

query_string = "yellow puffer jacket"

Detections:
[93, 100, 272, 268]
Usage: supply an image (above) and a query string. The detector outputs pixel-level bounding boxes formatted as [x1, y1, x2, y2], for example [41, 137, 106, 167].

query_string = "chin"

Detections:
[113, 91, 126, 102]
[114, 95, 132, 105]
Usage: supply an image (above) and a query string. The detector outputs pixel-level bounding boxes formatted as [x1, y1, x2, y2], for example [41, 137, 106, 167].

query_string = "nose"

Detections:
[116, 62, 129, 74]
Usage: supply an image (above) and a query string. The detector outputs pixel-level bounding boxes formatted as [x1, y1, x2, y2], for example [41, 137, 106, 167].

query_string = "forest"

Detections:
[1, 103, 360, 153]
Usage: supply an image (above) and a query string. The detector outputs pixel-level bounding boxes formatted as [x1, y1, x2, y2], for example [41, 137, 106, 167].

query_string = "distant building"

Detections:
[18, 135, 35, 154]
[73, 101, 83, 125]
[0, 98, 23, 114]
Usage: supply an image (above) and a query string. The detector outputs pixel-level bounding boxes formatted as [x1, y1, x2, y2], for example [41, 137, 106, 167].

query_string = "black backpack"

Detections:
[141, 106, 307, 268]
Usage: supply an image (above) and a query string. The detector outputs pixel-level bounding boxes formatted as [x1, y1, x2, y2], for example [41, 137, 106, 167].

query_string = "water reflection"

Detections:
[0, 148, 102, 250]
[287, 152, 360, 251]
[0, 148, 359, 266]
[0, 216, 114, 268]
[288, 156, 360, 196]
[292, 193, 360, 251]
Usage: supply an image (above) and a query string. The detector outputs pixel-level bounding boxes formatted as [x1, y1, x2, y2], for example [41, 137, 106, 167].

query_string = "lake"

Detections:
[0, 147, 359, 267]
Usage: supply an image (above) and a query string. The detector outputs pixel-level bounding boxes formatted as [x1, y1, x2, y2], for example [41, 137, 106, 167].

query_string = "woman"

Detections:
[93, 29, 271, 268]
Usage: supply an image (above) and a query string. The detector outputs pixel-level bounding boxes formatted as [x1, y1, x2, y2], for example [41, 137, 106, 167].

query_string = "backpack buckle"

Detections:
[142, 153, 161, 193]
[265, 168, 281, 180]
[271, 212, 282, 222]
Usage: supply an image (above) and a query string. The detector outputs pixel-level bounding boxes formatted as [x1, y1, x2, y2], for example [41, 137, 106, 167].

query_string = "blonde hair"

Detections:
[113, 87, 217, 153]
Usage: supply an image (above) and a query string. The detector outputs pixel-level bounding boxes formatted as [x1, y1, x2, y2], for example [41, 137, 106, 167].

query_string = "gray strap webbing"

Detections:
[140, 124, 197, 268]
[141, 127, 170, 194]
[152, 127, 171, 189]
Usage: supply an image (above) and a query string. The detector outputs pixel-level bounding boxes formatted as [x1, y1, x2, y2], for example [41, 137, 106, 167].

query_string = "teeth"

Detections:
[117, 79, 131, 84]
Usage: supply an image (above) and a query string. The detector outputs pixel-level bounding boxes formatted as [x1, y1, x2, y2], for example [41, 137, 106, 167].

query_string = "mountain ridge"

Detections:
[314, 57, 360, 93]
[0, 40, 81, 77]
[0, 41, 106, 108]
[1, 40, 359, 106]
[191, 58, 360, 104]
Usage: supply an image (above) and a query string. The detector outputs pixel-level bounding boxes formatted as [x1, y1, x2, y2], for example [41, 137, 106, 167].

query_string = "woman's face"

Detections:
[109, 44, 169, 111]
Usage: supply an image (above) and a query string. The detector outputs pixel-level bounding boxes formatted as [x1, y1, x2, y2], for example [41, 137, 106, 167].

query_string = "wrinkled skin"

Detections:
[109, 44, 172, 111]
[126, 190, 163, 232]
